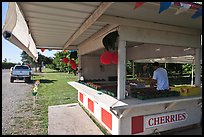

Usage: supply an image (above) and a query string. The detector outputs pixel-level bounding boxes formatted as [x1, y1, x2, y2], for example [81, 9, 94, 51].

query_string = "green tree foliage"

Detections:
[21, 51, 53, 72]
[126, 60, 133, 75]
[126, 62, 200, 78]
[2, 62, 17, 69]
[21, 51, 37, 67]
[166, 63, 183, 76]
[52, 50, 78, 73]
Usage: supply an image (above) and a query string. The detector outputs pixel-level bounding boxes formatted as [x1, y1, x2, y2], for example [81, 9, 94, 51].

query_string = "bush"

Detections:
[45, 64, 55, 70]
[2, 62, 17, 69]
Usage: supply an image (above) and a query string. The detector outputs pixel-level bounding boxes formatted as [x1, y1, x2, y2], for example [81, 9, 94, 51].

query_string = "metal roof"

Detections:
[2, 2, 202, 61]
[17, 2, 202, 50]
[17, 2, 107, 50]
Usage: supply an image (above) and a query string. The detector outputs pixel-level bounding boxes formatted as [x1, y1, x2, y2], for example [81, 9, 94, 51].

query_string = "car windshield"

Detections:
[14, 66, 29, 69]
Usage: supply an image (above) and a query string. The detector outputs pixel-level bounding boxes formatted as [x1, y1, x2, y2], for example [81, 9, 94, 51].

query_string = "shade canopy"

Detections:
[2, 2, 202, 61]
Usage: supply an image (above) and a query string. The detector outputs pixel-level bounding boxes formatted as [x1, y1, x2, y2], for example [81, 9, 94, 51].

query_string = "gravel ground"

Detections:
[2, 69, 36, 135]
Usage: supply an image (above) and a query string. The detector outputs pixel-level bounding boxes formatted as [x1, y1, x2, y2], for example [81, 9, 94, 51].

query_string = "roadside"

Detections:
[2, 69, 40, 135]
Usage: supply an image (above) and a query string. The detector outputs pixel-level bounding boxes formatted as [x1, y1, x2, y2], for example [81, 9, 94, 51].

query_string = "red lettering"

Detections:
[170, 114, 175, 122]
[154, 117, 160, 125]
[147, 112, 187, 127]
[160, 116, 165, 124]
[148, 118, 154, 126]
[166, 115, 170, 123]
[182, 113, 187, 120]
[178, 114, 182, 121]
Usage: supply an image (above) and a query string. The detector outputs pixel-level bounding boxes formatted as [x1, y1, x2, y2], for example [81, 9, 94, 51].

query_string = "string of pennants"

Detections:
[39, 48, 75, 53]
[133, 2, 202, 19]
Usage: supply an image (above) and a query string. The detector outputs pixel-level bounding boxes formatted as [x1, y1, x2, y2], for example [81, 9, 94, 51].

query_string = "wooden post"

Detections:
[117, 40, 126, 100]
[195, 48, 201, 86]
[191, 62, 194, 86]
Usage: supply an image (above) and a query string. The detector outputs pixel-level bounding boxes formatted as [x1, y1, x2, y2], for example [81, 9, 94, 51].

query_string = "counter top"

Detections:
[68, 82, 202, 111]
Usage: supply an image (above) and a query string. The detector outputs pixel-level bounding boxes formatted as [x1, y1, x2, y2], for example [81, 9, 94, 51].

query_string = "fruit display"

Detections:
[85, 82, 102, 90]
[170, 85, 201, 96]
[130, 88, 180, 100]
[79, 81, 117, 98]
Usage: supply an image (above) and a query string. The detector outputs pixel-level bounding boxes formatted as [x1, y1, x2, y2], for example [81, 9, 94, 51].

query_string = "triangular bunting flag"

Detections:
[133, 2, 145, 10]
[48, 49, 52, 51]
[41, 48, 45, 52]
[159, 2, 172, 14]
[175, 2, 191, 15]
[192, 8, 202, 19]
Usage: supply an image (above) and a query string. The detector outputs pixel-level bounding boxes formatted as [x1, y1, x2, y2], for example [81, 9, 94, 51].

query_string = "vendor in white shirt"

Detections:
[150, 62, 169, 91]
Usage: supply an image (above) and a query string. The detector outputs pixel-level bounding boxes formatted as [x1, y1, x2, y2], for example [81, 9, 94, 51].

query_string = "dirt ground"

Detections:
[2, 69, 43, 135]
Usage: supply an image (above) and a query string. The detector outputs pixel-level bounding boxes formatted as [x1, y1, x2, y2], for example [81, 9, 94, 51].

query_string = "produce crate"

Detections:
[131, 89, 180, 100]
[126, 83, 146, 95]
[170, 85, 201, 96]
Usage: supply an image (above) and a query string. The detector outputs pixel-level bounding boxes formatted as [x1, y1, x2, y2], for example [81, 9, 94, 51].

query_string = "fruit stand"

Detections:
[69, 80, 201, 135]
[2, 2, 202, 135]
[68, 3, 202, 135]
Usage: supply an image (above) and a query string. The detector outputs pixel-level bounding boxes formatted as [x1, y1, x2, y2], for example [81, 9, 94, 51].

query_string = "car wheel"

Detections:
[25, 77, 31, 83]
[10, 77, 14, 83]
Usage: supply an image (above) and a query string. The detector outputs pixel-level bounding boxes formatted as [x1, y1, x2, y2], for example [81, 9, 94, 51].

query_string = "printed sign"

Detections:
[144, 110, 188, 128]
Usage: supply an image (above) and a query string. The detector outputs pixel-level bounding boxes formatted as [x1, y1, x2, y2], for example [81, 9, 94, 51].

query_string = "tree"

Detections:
[52, 50, 78, 73]
[21, 51, 53, 72]
[21, 51, 34, 65]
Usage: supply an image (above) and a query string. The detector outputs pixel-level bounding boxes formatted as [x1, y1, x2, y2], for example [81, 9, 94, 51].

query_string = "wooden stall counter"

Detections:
[68, 81, 202, 135]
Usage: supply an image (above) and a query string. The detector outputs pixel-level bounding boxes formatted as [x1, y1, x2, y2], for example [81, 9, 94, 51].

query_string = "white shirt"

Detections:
[152, 67, 169, 90]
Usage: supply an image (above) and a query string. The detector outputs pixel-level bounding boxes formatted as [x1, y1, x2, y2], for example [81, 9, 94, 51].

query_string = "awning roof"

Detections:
[2, 2, 202, 61]
[134, 55, 196, 64]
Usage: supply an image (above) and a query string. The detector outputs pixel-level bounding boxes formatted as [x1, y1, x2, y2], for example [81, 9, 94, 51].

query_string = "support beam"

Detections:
[63, 2, 113, 49]
[127, 44, 195, 61]
[98, 15, 201, 35]
[191, 62, 194, 86]
[195, 48, 201, 86]
[120, 26, 200, 48]
[132, 60, 135, 78]
[78, 55, 82, 81]
[36, 45, 78, 50]
[78, 24, 119, 55]
[117, 40, 126, 100]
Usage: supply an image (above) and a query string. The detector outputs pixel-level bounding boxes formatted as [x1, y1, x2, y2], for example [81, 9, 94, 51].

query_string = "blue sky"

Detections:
[2, 2, 58, 63]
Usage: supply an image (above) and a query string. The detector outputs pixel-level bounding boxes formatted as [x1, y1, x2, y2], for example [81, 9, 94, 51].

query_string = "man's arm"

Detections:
[150, 79, 157, 88]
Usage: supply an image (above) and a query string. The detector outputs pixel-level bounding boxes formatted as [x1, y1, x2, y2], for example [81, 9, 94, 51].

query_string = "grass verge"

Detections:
[31, 69, 78, 134]
[13, 68, 110, 135]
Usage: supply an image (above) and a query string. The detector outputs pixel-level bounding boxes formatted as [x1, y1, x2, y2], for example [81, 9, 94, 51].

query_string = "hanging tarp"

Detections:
[102, 31, 119, 51]
[2, 2, 38, 61]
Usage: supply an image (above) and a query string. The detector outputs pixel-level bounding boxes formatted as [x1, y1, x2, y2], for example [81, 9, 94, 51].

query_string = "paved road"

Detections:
[2, 69, 33, 134]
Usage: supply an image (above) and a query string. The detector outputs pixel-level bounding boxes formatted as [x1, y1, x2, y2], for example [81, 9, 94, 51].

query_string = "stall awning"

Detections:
[2, 2, 202, 61]
[2, 2, 113, 61]
[134, 55, 196, 64]
[2, 2, 38, 62]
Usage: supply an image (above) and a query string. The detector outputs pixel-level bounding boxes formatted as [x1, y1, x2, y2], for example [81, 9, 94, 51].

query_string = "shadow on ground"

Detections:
[25, 79, 57, 84]
[39, 79, 57, 83]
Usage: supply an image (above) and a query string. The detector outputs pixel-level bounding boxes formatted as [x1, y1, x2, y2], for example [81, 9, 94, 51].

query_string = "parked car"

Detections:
[10, 67, 13, 72]
[10, 65, 32, 83]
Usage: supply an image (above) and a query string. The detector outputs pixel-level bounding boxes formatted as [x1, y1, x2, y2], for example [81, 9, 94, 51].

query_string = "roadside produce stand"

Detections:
[3, 2, 202, 135]
[67, 3, 202, 135]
